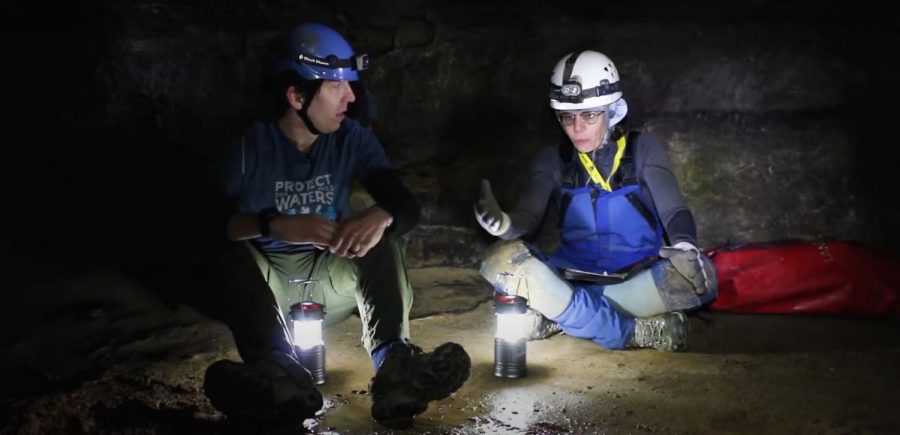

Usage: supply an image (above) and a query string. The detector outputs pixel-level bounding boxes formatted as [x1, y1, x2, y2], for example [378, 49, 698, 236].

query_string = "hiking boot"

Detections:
[369, 342, 471, 424]
[627, 311, 689, 351]
[523, 307, 563, 341]
[203, 352, 323, 423]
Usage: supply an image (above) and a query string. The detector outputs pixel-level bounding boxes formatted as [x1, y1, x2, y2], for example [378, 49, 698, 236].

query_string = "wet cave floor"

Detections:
[2, 267, 898, 434]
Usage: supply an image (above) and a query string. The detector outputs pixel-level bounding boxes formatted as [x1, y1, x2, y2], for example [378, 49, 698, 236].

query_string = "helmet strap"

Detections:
[294, 80, 324, 135]
[297, 103, 322, 135]
[562, 51, 582, 84]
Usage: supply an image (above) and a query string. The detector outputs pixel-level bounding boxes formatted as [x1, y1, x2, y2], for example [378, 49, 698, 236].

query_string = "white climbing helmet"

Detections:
[549, 50, 628, 125]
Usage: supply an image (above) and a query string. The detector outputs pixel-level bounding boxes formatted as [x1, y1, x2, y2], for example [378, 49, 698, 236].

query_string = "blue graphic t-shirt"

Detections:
[220, 118, 391, 253]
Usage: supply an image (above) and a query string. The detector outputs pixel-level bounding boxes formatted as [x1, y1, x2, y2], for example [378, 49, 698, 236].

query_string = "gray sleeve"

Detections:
[636, 134, 698, 246]
[500, 147, 561, 240]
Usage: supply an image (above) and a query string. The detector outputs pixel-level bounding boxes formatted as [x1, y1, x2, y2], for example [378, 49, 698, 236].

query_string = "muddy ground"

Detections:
[1, 267, 898, 434]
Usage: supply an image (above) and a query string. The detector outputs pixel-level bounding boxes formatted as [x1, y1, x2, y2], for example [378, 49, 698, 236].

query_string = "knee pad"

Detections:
[479, 240, 573, 318]
[651, 260, 704, 312]
[479, 240, 535, 288]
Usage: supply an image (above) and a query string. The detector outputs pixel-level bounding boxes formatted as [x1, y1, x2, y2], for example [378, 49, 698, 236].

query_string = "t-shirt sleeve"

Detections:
[209, 132, 256, 241]
[218, 133, 255, 211]
[350, 124, 391, 178]
[349, 122, 421, 235]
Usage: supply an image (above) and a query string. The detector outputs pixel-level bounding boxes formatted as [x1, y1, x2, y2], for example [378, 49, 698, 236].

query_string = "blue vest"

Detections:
[549, 134, 664, 274]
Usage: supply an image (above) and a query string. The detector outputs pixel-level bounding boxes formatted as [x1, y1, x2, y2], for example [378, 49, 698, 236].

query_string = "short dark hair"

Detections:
[260, 70, 323, 118]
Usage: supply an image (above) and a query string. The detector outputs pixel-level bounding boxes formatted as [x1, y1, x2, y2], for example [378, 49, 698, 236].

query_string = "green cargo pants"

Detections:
[219, 234, 413, 363]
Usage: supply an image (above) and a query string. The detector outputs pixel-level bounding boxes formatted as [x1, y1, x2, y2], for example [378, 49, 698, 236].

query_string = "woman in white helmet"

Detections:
[474, 50, 717, 351]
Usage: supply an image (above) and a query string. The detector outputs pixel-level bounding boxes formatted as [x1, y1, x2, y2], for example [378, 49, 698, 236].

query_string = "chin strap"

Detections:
[296, 80, 324, 135]
[296, 105, 322, 135]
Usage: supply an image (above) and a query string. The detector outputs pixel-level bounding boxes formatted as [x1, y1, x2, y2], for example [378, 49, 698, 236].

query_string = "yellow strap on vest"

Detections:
[577, 135, 627, 191]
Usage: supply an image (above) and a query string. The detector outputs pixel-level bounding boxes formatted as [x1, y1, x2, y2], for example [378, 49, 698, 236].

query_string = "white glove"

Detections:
[658, 241, 717, 295]
[473, 179, 511, 236]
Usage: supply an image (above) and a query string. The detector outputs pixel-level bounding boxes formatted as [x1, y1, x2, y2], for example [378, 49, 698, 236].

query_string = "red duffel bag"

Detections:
[707, 240, 900, 314]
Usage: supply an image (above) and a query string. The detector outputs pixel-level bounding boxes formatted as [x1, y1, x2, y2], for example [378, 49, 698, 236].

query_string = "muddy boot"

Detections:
[523, 307, 563, 341]
[627, 312, 689, 351]
[203, 352, 323, 423]
[369, 342, 471, 424]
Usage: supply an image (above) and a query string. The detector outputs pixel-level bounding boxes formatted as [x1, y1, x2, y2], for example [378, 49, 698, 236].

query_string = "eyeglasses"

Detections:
[557, 110, 606, 127]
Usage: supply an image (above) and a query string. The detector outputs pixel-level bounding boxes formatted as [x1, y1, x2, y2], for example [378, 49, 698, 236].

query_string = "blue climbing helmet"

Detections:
[271, 22, 369, 81]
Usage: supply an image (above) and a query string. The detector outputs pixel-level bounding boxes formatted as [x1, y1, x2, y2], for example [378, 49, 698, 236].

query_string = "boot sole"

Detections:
[371, 342, 471, 423]
[669, 312, 690, 352]
[204, 360, 323, 422]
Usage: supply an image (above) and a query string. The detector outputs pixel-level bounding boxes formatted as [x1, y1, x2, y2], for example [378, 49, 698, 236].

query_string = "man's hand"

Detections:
[269, 214, 337, 247]
[474, 179, 510, 236]
[330, 207, 393, 258]
[658, 241, 718, 295]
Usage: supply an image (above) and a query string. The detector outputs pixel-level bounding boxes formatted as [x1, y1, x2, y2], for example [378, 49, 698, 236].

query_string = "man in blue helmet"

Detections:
[203, 22, 470, 425]
[475, 50, 718, 351]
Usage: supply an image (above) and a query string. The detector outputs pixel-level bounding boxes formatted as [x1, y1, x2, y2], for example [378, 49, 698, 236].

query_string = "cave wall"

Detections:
[5, 0, 898, 270]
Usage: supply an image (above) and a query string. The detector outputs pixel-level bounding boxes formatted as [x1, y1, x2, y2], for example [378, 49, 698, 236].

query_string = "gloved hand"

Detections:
[474, 179, 511, 236]
[658, 241, 717, 295]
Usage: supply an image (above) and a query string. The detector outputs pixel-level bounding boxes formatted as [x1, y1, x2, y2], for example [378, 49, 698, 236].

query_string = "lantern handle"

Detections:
[289, 251, 327, 303]
[494, 272, 530, 302]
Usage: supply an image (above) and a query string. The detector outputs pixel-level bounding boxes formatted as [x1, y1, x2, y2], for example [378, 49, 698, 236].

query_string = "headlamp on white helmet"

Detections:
[552, 77, 620, 105]
[549, 51, 623, 111]
[559, 82, 582, 99]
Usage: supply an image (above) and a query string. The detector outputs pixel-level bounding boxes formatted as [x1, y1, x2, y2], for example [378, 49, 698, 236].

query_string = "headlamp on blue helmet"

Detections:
[272, 22, 369, 82]
[295, 52, 369, 74]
